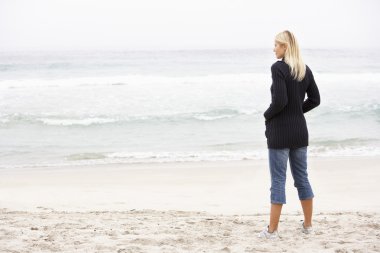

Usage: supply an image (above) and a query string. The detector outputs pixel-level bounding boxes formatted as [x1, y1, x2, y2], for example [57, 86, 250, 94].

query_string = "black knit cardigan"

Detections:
[263, 59, 320, 149]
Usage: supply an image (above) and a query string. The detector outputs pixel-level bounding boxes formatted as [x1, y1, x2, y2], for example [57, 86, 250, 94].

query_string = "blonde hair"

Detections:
[275, 30, 306, 82]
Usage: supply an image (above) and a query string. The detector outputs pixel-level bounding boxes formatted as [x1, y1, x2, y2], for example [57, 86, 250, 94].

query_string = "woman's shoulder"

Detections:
[271, 59, 287, 69]
[271, 60, 289, 78]
[305, 64, 314, 77]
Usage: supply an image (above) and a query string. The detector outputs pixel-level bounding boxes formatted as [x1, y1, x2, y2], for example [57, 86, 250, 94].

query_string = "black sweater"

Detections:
[263, 59, 320, 149]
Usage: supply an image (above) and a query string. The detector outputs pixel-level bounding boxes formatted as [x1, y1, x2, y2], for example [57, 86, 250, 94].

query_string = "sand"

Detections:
[0, 156, 379, 252]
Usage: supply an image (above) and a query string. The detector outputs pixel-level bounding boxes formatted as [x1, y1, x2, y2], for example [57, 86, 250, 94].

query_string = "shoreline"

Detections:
[1, 155, 379, 214]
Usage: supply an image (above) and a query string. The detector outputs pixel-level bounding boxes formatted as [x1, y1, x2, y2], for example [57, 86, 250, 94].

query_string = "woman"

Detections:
[258, 30, 321, 239]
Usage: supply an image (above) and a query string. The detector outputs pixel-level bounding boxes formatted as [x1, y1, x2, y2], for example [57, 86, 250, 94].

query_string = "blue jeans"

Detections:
[268, 146, 314, 204]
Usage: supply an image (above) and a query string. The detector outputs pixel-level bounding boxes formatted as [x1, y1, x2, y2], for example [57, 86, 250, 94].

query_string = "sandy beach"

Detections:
[1, 0, 379, 252]
[1, 156, 379, 252]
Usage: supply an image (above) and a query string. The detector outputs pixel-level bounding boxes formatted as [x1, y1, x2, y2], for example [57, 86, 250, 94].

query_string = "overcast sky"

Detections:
[0, 0, 378, 51]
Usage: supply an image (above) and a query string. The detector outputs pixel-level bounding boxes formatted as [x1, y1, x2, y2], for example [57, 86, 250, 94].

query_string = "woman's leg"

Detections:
[289, 146, 314, 227]
[301, 198, 313, 227]
[268, 148, 289, 232]
[269, 203, 283, 232]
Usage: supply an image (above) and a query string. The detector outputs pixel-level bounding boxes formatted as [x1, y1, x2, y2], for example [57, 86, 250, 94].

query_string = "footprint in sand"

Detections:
[219, 246, 231, 253]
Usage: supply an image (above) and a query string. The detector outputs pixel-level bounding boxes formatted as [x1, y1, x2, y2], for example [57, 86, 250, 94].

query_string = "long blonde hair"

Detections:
[275, 30, 306, 82]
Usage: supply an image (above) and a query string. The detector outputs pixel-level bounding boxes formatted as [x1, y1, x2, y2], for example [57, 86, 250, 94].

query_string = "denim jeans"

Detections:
[268, 146, 314, 204]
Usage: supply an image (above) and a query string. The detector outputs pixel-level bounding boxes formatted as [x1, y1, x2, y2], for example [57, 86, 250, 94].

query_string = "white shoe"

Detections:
[258, 225, 280, 239]
[301, 221, 314, 235]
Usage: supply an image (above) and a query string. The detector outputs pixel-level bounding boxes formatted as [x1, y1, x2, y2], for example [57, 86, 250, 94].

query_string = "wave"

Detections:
[0, 150, 266, 169]
[1, 145, 380, 169]
[39, 117, 118, 126]
[308, 145, 380, 157]
[0, 73, 267, 89]
[1, 72, 380, 89]
[1, 101, 379, 127]
[0, 109, 259, 126]
[308, 137, 380, 157]
[311, 137, 380, 146]
[66, 153, 107, 160]
[313, 99, 380, 112]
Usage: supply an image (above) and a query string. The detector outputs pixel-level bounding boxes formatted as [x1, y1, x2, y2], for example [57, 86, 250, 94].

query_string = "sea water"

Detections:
[0, 48, 379, 168]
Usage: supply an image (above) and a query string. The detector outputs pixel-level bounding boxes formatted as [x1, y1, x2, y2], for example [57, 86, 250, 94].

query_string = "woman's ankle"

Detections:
[303, 221, 312, 228]
[268, 225, 277, 233]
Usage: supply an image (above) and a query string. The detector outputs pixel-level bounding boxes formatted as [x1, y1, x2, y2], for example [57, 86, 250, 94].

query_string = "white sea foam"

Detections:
[37, 117, 118, 126]
[0, 72, 379, 89]
[1, 146, 380, 169]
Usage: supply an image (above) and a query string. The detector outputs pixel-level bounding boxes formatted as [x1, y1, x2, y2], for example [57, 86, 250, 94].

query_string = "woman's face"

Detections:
[273, 41, 287, 59]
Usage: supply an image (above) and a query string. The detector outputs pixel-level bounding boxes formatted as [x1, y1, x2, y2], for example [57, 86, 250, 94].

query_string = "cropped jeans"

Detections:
[268, 146, 314, 204]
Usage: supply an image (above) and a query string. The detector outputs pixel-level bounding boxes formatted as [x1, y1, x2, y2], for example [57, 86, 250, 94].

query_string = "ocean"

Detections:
[0, 48, 379, 169]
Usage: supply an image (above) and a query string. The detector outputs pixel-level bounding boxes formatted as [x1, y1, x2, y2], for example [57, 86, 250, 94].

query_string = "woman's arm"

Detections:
[302, 70, 320, 113]
[263, 63, 288, 121]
